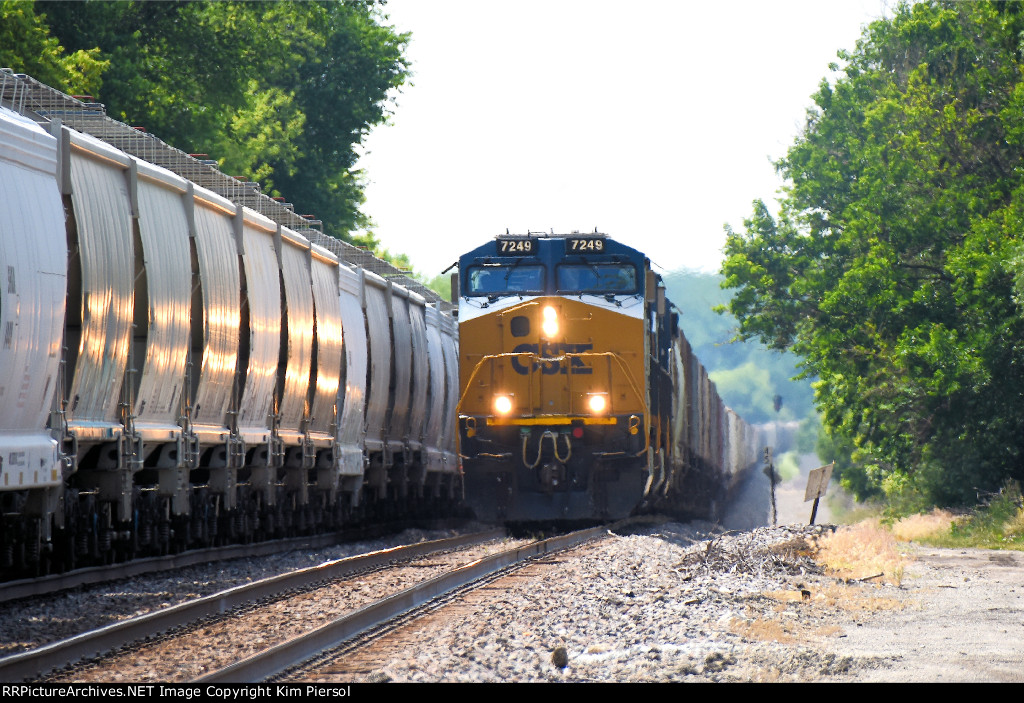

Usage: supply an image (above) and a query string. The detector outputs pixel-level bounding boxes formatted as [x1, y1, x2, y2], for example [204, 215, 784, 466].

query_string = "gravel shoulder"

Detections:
[725, 455, 1024, 683]
[314, 522, 1024, 683]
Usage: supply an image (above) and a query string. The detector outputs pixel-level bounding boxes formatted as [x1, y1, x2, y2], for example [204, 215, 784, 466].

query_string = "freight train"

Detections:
[0, 70, 762, 574]
[0, 73, 460, 574]
[456, 232, 761, 523]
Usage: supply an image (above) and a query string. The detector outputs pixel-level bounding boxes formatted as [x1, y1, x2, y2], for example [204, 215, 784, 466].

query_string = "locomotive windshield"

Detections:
[556, 263, 637, 294]
[467, 264, 545, 296]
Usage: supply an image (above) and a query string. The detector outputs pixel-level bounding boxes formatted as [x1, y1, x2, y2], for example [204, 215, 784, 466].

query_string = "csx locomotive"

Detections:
[456, 232, 760, 522]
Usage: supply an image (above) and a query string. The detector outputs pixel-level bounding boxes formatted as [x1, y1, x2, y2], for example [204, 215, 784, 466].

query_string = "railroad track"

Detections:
[279, 545, 591, 682]
[0, 533, 339, 605]
[0, 519, 470, 604]
[202, 521, 633, 682]
[1, 528, 507, 682]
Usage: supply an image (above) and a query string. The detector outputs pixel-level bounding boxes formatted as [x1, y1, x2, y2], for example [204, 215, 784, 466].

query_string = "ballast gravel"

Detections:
[9, 456, 1023, 683]
[317, 521, 876, 683]
[0, 526, 491, 657]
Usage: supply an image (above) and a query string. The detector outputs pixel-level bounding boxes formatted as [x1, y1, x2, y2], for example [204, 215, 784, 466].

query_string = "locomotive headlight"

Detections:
[494, 394, 514, 415]
[541, 305, 559, 337]
[587, 392, 608, 414]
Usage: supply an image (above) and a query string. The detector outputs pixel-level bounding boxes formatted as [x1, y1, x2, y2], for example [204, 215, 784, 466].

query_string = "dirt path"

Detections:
[820, 545, 1024, 682]
[723, 454, 1024, 682]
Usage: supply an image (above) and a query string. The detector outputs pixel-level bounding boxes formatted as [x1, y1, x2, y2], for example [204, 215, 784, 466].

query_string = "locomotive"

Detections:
[456, 232, 761, 523]
[0, 72, 460, 574]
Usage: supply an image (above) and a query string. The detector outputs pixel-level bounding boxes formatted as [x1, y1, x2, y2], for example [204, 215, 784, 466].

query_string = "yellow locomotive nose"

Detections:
[541, 305, 559, 338]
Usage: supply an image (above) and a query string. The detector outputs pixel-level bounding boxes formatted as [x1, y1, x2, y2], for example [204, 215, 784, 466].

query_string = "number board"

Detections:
[496, 238, 536, 255]
[566, 237, 605, 253]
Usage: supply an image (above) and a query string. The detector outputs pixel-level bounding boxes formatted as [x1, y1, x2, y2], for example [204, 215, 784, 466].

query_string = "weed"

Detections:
[919, 481, 1024, 551]
[890, 509, 958, 542]
[813, 520, 906, 585]
[729, 616, 795, 644]
[1003, 504, 1024, 539]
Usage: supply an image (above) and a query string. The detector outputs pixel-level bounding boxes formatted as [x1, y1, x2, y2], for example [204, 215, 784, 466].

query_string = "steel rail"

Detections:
[196, 522, 621, 683]
[0, 520, 475, 603]
[0, 532, 347, 604]
[0, 528, 506, 682]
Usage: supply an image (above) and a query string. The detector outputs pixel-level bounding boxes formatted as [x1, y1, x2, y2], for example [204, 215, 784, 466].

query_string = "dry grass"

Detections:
[813, 520, 907, 585]
[729, 616, 797, 644]
[763, 589, 810, 604]
[1003, 505, 1024, 539]
[890, 509, 958, 542]
[763, 585, 902, 613]
[813, 624, 844, 637]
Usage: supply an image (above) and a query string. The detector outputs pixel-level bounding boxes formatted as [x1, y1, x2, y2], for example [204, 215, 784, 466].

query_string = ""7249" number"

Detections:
[499, 239, 534, 254]
[568, 238, 604, 252]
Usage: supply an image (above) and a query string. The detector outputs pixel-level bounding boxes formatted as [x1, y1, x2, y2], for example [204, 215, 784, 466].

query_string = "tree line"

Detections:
[0, 0, 410, 259]
[662, 270, 815, 427]
[721, 0, 1024, 509]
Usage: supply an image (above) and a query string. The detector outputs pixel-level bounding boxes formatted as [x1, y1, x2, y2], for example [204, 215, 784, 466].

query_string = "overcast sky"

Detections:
[355, 0, 889, 277]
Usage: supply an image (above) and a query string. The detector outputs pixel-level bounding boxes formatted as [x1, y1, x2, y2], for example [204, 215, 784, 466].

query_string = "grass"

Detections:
[730, 615, 797, 644]
[915, 483, 1024, 551]
[803, 485, 1024, 590]
[813, 520, 906, 585]
[886, 509, 958, 542]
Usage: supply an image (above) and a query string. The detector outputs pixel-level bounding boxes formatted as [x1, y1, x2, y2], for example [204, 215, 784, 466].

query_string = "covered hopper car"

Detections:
[0, 75, 460, 575]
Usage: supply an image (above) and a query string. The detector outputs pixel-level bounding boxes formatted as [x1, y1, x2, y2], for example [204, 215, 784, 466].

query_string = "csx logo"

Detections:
[511, 343, 593, 375]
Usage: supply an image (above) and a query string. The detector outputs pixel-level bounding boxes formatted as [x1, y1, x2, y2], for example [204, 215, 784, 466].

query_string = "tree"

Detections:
[721, 1, 1024, 506]
[270, 2, 411, 235]
[41, 1, 409, 247]
[0, 0, 106, 95]
[662, 269, 816, 424]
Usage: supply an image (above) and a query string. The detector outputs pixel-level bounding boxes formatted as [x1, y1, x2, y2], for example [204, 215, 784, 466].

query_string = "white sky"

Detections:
[356, 0, 889, 277]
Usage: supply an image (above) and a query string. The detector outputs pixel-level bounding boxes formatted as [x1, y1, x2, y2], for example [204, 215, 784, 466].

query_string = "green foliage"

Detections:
[0, 0, 107, 94]
[38, 0, 409, 242]
[420, 272, 452, 301]
[721, 1, 1024, 507]
[269, 2, 411, 234]
[920, 481, 1024, 550]
[662, 269, 815, 424]
[708, 362, 774, 420]
[795, 415, 820, 454]
[776, 451, 801, 482]
[814, 423, 874, 501]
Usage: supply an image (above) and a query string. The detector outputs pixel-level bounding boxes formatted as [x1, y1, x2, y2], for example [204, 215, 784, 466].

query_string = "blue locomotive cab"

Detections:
[458, 233, 646, 301]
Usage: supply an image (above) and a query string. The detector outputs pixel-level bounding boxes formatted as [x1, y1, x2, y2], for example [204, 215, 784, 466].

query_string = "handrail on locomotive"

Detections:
[457, 349, 651, 463]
